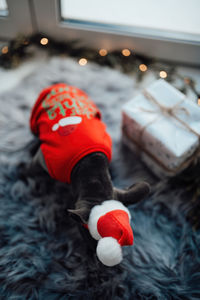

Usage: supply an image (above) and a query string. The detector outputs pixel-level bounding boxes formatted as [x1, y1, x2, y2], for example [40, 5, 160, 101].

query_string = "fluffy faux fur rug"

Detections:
[0, 57, 200, 300]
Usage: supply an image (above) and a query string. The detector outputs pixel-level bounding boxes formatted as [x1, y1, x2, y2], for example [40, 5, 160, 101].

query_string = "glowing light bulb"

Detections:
[99, 49, 108, 56]
[1, 46, 8, 54]
[40, 38, 49, 45]
[139, 64, 147, 72]
[184, 78, 190, 84]
[122, 49, 131, 56]
[159, 71, 167, 78]
[198, 98, 200, 106]
[79, 58, 87, 66]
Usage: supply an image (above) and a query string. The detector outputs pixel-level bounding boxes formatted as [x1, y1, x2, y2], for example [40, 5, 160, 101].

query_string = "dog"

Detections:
[30, 83, 150, 266]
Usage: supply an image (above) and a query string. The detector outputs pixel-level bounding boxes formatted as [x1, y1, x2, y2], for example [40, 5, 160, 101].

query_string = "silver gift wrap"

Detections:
[122, 79, 200, 177]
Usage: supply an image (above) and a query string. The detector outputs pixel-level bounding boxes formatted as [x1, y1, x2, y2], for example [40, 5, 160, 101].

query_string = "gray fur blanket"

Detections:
[0, 57, 200, 299]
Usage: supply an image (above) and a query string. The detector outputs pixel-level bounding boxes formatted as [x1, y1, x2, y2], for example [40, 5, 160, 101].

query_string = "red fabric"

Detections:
[97, 210, 134, 246]
[30, 83, 112, 183]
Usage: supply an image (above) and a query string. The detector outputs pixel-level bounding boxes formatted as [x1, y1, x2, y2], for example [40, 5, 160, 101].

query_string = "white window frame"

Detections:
[0, 0, 199, 65]
[0, 0, 34, 40]
[33, 0, 200, 65]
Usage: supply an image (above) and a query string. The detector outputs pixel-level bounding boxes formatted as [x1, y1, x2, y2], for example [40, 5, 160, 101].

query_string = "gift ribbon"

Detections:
[123, 89, 200, 174]
[141, 90, 192, 134]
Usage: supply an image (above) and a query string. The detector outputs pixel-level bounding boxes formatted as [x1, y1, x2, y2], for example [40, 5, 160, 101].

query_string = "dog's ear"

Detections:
[114, 181, 150, 206]
[67, 207, 89, 224]
[68, 208, 97, 252]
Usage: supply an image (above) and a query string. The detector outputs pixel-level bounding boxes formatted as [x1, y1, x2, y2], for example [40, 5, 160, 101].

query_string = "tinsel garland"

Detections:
[0, 33, 200, 228]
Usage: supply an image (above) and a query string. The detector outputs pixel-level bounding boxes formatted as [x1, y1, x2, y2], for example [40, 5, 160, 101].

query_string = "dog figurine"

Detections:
[30, 83, 150, 266]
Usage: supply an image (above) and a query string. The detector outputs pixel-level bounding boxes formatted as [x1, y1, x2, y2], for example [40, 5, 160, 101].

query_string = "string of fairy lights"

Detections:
[0, 34, 199, 102]
[78, 48, 168, 78]
[39, 36, 154, 74]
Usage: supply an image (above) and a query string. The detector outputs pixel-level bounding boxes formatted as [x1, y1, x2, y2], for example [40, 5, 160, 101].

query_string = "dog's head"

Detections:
[68, 181, 150, 266]
[68, 181, 150, 223]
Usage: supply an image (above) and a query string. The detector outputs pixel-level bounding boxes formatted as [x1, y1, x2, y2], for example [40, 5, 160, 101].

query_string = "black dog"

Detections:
[30, 83, 150, 266]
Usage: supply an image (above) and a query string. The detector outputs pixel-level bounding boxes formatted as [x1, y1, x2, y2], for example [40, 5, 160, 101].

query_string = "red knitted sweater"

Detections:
[30, 83, 112, 183]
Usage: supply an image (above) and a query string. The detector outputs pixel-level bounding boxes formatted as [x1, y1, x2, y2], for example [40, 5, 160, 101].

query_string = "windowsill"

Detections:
[61, 19, 200, 45]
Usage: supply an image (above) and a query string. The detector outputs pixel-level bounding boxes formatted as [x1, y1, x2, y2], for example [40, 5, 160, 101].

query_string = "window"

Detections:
[1, 0, 200, 64]
[0, 0, 8, 17]
[60, 0, 200, 39]
[33, 0, 200, 65]
[0, 0, 33, 40]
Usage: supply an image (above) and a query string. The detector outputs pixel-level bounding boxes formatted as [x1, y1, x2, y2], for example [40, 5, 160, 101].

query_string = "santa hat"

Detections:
[88, 200, 133, 267]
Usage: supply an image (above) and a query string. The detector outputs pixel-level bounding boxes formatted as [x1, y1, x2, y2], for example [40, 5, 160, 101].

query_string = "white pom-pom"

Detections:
[96, 237, 122, 267]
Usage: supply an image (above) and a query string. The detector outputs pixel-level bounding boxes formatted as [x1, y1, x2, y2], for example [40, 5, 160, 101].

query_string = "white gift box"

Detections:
[122, 79, 200, 177]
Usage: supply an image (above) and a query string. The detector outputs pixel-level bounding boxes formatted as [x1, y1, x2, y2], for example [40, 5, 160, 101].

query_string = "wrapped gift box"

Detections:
[122, 79, 200, 177]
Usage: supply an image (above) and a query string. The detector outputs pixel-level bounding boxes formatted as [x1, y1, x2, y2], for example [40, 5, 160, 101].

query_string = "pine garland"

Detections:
[0, 33, 199, 101]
